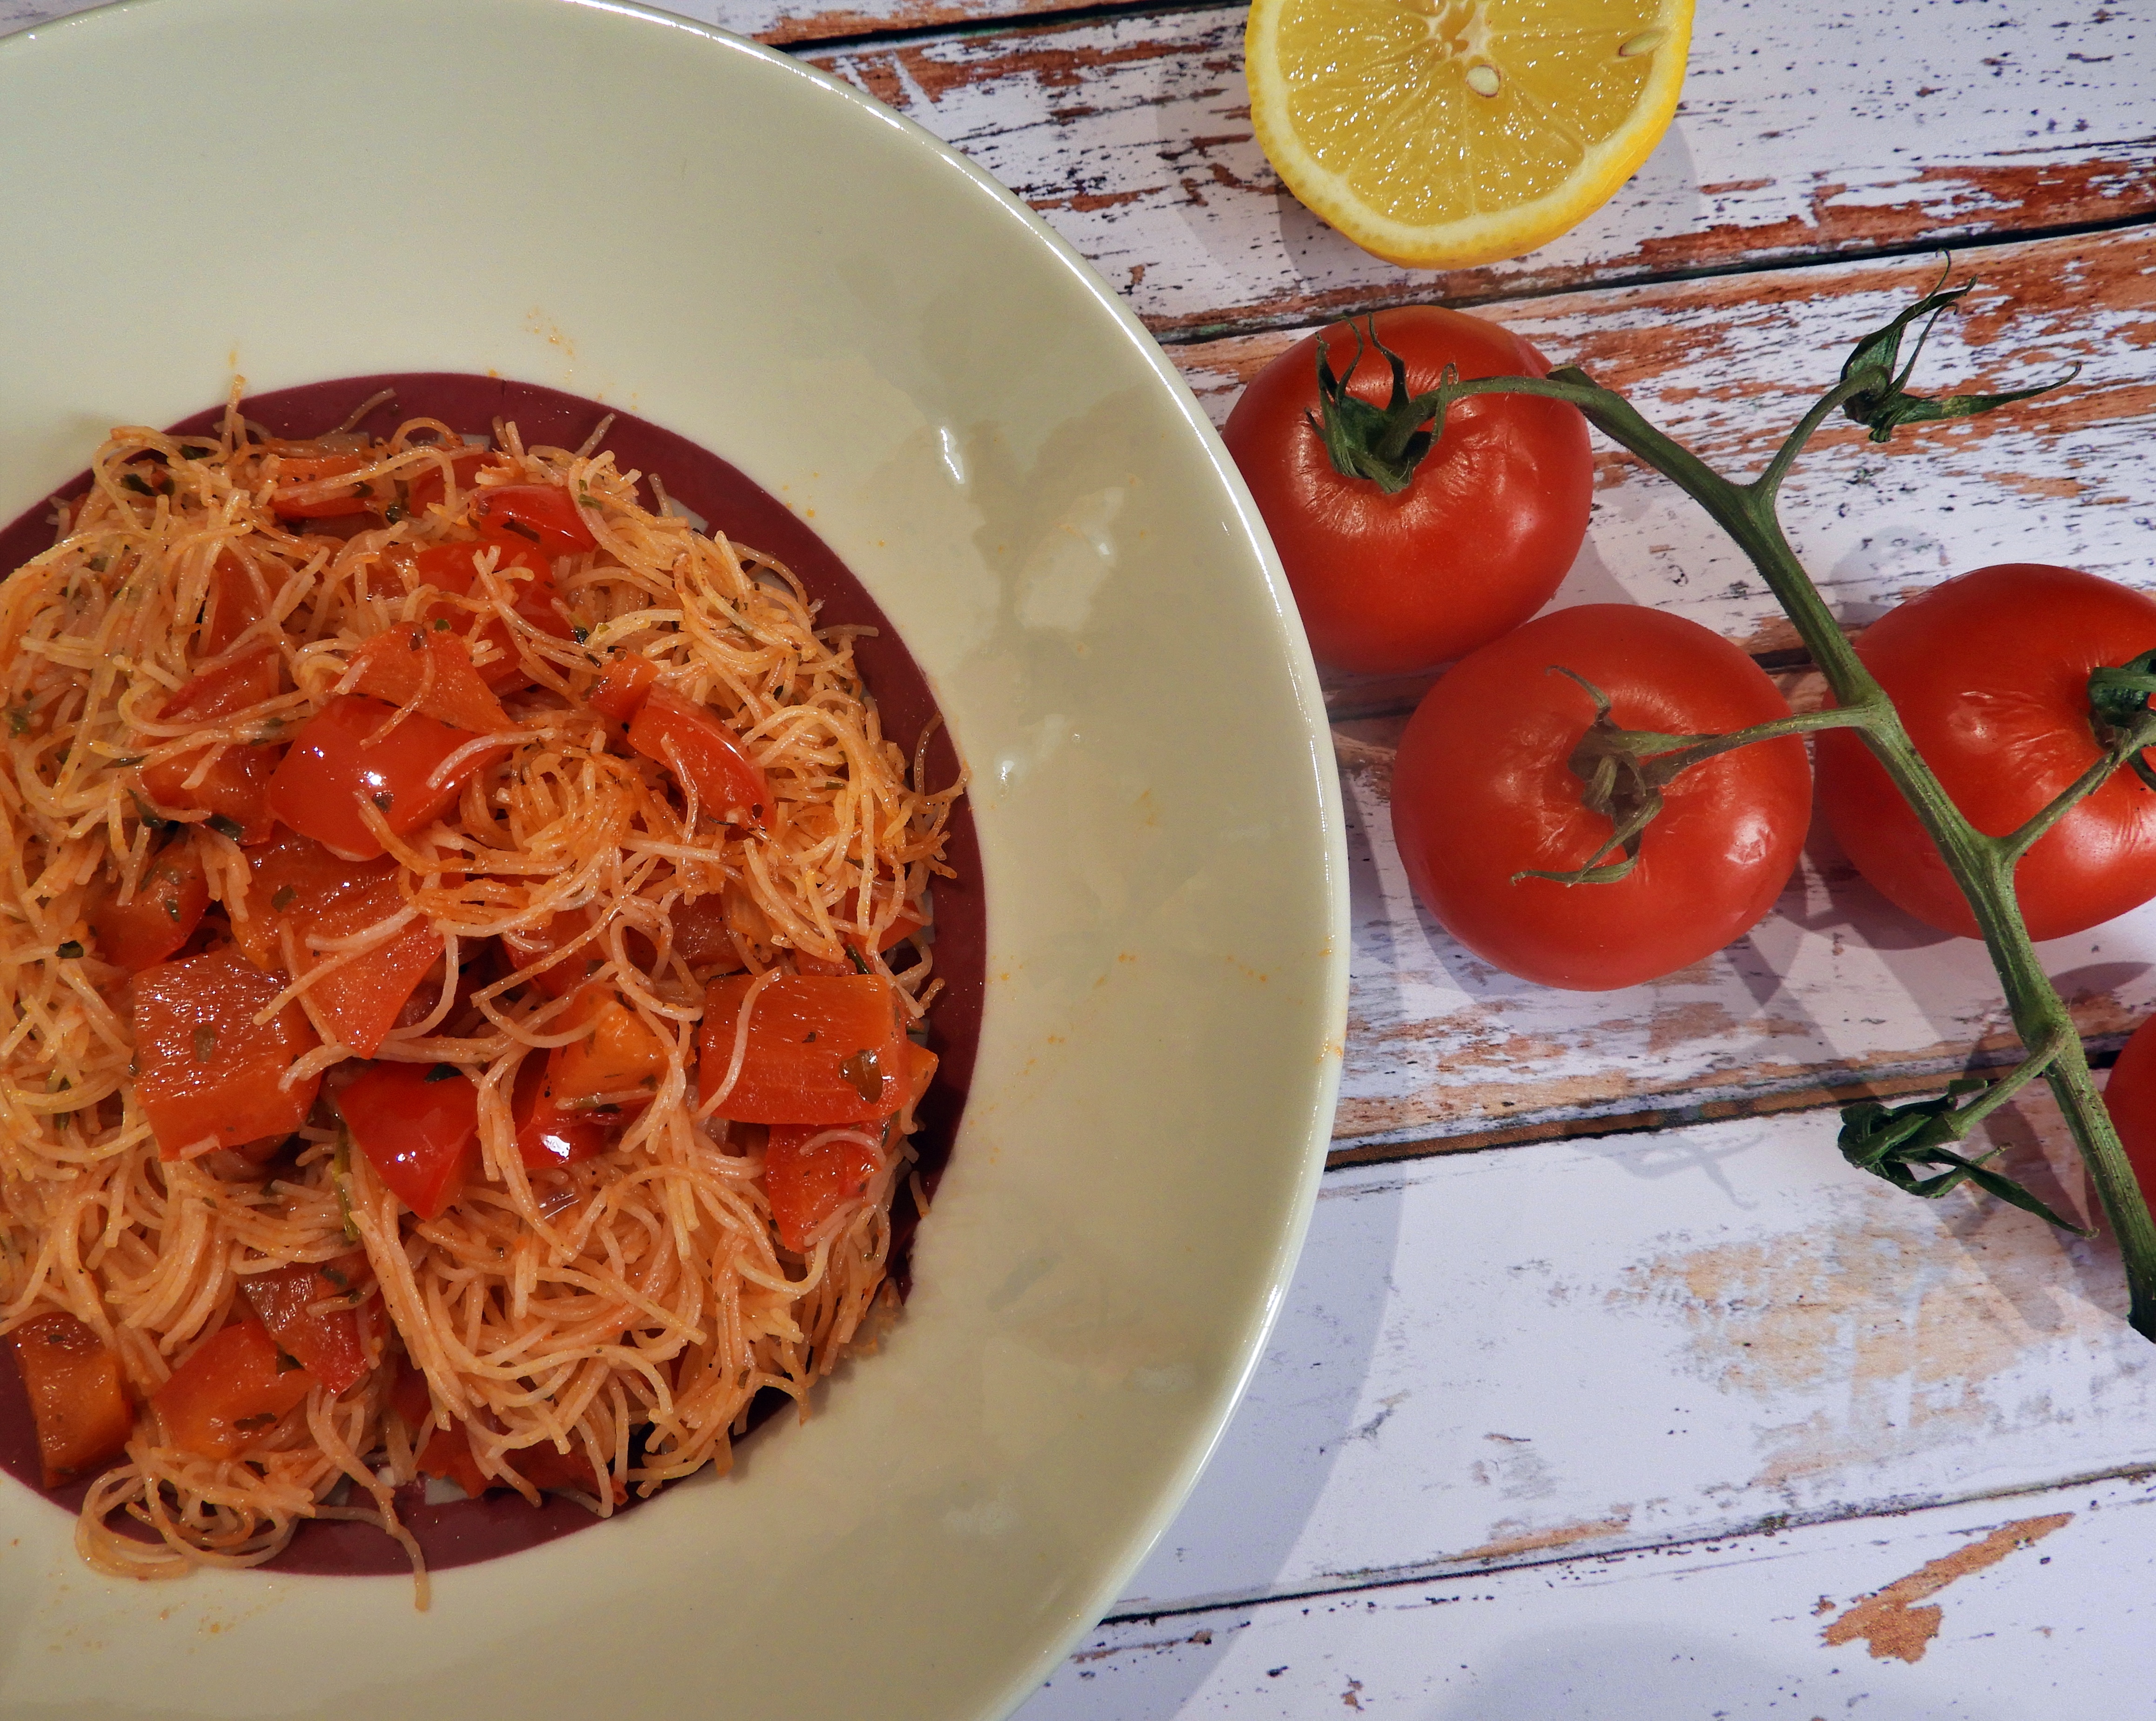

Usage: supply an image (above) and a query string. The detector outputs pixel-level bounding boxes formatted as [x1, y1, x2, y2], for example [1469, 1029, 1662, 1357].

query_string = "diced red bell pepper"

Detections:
[404, 448, 501, 518]
[141, 646, 285, 843]
[386, 535, 572, 688]
[513, 1053, 609, 1169]
[415, 1416, 494, 1497]
[238, 1255, 373, 1394]
[699, 974, 906, 1124]
[763, 1124, 884, 1253]
[627, 687, 767, 824]
[587, 655, 658, 724]
[469, 483, 596, 556]
[502, 907, 600, 998]
[269, 451, 376, 520]
[268, 694, 505, 860]
[197, 550, 267, 658]
[340, 1060, 479, 1220]
[305, 876, 443, 1058]
[8, 1310, 134, 1487]
[232, 828, 377, 969]
[88, 840, 208, 973]
[346, 625, 509, 735]
[390, 1355, 433, 1434]
[669, 894, 743, 974]
[416, 1416, 615, 1500]
[132, 946, 321, 1160]
[152, 1318, 315, 1458]
[549, 982, 670, 1107]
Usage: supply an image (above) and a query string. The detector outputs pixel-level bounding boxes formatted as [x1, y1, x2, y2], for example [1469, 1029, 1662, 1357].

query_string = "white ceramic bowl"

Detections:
[0, 2, 1346, 1716]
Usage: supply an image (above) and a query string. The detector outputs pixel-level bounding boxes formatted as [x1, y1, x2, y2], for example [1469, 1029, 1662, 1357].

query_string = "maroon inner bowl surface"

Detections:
[0, 375, 982, 1575]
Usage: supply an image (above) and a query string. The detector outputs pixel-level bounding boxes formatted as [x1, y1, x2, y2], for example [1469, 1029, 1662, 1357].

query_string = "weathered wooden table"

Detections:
[8, 0, 2153, 1710]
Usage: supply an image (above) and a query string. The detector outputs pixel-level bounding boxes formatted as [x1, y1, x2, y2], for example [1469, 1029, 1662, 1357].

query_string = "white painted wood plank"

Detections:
[806, 0, 2156, 334]
[1100, 1102, 2156, 1616]
[1021, 1472, 2156, 1720]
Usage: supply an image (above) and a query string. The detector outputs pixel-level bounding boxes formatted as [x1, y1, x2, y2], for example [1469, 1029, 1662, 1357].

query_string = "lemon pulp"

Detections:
[1247, 0, 1693, 268]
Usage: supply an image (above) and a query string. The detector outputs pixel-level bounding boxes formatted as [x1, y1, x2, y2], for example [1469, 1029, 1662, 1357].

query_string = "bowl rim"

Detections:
[0, 3, 1350, 1716]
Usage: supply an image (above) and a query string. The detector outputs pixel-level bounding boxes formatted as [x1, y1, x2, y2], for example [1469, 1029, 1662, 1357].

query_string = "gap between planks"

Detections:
[1094, 1455, 2156, 1627]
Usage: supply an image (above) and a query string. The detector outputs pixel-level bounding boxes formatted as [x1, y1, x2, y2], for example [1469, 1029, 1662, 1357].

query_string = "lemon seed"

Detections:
[1618, 27, 1666, 56]
[1465, 62, 1501, 96]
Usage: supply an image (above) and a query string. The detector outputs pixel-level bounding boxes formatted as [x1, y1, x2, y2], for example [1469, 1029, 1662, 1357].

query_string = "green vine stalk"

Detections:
[1404, 279, 2156, 1342]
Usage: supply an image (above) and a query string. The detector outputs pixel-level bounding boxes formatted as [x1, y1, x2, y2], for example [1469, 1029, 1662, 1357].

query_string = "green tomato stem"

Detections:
[1435, 362, 2156, 1342]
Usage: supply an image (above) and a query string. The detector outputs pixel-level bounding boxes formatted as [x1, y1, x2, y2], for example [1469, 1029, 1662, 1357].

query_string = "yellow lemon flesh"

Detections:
[1246, 0, 1693, 268]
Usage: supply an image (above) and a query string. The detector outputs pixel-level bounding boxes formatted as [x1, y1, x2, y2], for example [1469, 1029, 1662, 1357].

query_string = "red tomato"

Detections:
[1222, 307, 1593, 675]
[502, 907, 600, 998]
[341, 1061, 480, 1220]
[700, 974, 907, 1122]
[142, 645, 284, 842]
[152, 1320, 315, 1458]
[469, 483, 596, 556]
[198, 550, 267, 656]
[384, 535, 574, 690]
[238, 1255, 372, 1394]
[87, 840, 208, 972]
[1817, 564, 2156, 942]
[268, 694, 504, 860]
[132, 946, 321, 1158]
[628, 687, 767, 823]
[7, 1310, 134, 1487]
[2106, 1015, 2156, 1220]
[1391, 606, 1813, 991]
[296, 870, 444, 1058]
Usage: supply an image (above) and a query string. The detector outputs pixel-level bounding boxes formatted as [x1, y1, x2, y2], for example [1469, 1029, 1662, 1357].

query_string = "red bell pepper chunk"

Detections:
[238, 1255, 373, 1394]
[87, 839, 208, 973]
[232, 828, 380, 969]
[141, 646, 284, 843]
[549, 981, 672, 1107]
[152, 1318, 316, 1458]
[587, 654, 658, 724]
[403, 448, 501, 519]
[387, 535, 573, 688]
[415, 1416, 494, 1496]
[198, 550, 267, 657]
[268, 694, 505, 860]
[763, 1125, 884, 1253]
[469, 483, 596, 556]
[346, 624, 510, 735]
[8, 1310, 134, 1487]
[269, 452, 375, 519]
[341, 1060, 479, 1220]
[627, 687, 767, 824]
[699, 974, 907, 1124]
[501, 906, 600, 998]
[513, 1053, 609, 1169]
[669, 894, 743, 974]
[132, 945, 321, 1160]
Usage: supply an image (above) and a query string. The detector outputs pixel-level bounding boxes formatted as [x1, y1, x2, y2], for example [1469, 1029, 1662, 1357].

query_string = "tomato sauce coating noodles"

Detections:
[0, 393, 962, 1594]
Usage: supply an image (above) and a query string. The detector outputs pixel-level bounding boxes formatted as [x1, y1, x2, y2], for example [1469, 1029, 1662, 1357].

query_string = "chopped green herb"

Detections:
[179, 444, 214, 460]
[848, 944, 870, 976]
[423, 1063, 461, 1084]
[271, 886, 297, 911]
[208, 814, 245, 840]
[572, 625, 590, 645]
[192, 1025, 217, 1062]
[165, 896, 181, 921]
[121, 473, 153, 497]
[112, 754, 144, 767]
[383, 502, 407, 524]
[233, 1411, 277, 1432]
[322, 1265, 348, 1289]
[371, 792, 393, 812]
[87, 556, 109, 574]
[334, 1133, 358, 1243]
[55, 940, 82, 959]
[432, 617, 451, 631]
[7, 706, 29, 735]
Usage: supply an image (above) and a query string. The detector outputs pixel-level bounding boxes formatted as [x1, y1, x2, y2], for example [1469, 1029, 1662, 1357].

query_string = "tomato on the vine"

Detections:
[1391, 605, 1812, 991]
[1222, 307, 1592, 675]
[1816, 564, 2156, 943]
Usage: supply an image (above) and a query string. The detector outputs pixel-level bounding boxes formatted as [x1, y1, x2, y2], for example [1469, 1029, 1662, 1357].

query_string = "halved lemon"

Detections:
[1246, 0, 1692, 268]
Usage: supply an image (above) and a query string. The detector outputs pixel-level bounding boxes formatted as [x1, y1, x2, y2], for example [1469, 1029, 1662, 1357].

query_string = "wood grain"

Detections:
[1025, 1474, 2154, 1719]
[804, 0, 2156, 334]
[1104, 1100, 2156, 1618]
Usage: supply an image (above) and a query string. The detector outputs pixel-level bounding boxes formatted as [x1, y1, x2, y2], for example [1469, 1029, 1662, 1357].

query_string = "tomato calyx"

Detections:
[1306, 316, 1453, 496]
[1837, 1071, 2091, 1236]
[2086, 648, 2156, 793]
[1837, 277, 2078, 445]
